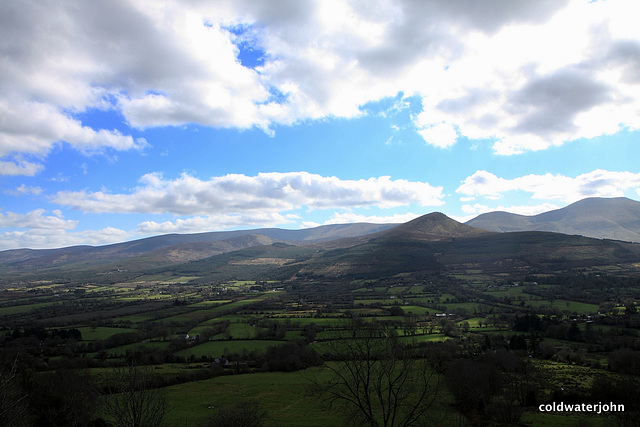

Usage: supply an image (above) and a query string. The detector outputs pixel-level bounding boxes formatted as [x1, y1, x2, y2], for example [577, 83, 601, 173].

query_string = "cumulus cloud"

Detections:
[415, 122, 458, 149]
[3, 0, 639, 162]
[51, 171, 444, 215]
[136, 212, 297, 234]
[0, 209, 133, 249]
[411, 1, 640, 153]
[0, 227, 130, 251]
[0, 100, 147, 156]
[457, 169, 640, 202]
[321, 211, 421, 225]
[6, 185, 43, 196]
[0, 209, 78, 230]
[0, 159, 43, 177]
[462, 202, 561, 217]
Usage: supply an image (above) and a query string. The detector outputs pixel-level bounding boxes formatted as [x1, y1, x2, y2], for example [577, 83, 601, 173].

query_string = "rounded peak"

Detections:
[386, 212, 492, 241]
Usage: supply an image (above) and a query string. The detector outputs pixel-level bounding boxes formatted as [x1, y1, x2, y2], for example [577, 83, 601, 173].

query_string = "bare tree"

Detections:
[0, 356, 30, 427]
[102, 362, 167, 427]
[311, 320, 441, 427]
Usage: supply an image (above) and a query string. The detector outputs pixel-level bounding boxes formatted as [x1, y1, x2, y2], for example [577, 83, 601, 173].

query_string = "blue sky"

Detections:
[1, 0, 640, 249]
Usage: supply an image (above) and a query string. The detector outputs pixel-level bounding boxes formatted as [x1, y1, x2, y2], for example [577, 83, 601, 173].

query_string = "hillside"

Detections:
[385, 212, 493, 241]
[151, 213, 640, 283]
[3, 201, 640, 284]
[295, 220, 640, 281]
[0, 222, 396, 275]
[466, 197, 640, 242]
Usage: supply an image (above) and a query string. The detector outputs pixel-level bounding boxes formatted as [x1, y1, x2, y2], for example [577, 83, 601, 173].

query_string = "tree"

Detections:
[101, 362, 167, 427]
[0, 356, 30, 427]
[204, 399, 268, 427]
[311, 320, 441, 427]
[261, 340, 322, 372]
[445, 359, 502, 418]
[30, 369, 98, 427]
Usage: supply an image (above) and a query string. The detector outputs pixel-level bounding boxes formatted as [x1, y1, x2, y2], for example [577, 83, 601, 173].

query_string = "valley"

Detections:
[3, 202, 640, 426]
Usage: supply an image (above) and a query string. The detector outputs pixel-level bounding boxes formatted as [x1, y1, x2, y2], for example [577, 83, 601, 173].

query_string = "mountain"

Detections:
[466, 197, 640, 243]
[0, 222, 397, 275]
[287, 213, 640, 281]
[385, 212, 493, 241]
[4, 203, 640, 284]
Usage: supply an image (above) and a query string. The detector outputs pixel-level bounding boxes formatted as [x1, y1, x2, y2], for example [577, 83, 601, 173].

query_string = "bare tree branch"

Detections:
[101, 361, 167, 427]
[310, 320, 441, 427]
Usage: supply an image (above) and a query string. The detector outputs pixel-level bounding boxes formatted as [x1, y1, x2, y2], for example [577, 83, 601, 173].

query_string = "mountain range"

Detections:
[0, 223, 396, 275]
[466, 197, 640, 242]
[1, 197, 640, 283]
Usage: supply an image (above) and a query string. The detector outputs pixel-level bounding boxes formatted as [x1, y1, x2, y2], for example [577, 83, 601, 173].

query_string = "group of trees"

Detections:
[309, 318, 640, 426]
[0, 355, 168, 427]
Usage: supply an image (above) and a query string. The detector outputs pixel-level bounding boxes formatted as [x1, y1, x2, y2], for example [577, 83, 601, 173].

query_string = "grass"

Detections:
[0, 301, 59, 315]
[483, 286, 527, 297]
[107, 341, 170, 356]
[442, 302, 483, 312]
[527, 300, 600, 314]
[157, 276, 201, 284]
[77, 326, 137, 341]
[277, 317, 345, 326]
[522, 411, 608, 426]
[460, 317, 488, 328]
[389, 305, 438, 315]
[164, 368, 343, 426]
[216, 323, 258, 339]
[399, 334, 449, 344]
[354, 299, 395, 305]
[533, 360, 606, 391]
[176, 340, 280, 358]
[188, 300, 232, 308]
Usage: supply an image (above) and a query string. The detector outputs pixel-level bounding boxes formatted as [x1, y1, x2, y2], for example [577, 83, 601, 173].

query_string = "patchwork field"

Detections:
[2, 268, 640, 425]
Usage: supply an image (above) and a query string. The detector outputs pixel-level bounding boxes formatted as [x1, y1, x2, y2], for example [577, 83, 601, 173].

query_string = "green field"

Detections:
[176, 340, 280, 358]
[0, 301, 60, 315]
[77, 326, 137, 341]
[164, 369, 343, 426]
[2, 261, 640, 427]
[107, 340, 170, 356]
[527, 299, 600, 314]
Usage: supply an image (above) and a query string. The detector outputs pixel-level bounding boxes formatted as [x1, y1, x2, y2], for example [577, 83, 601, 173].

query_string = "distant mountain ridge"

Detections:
[466, 197, 640, 242]
[3, 196, 640, 281]
[292, 211, 640, 281]
[0, 222, 397, 273]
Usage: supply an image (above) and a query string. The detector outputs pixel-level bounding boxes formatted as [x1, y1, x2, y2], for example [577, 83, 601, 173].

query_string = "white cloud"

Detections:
[0, 159, 43, 176]
[0, 209, 132, 249]
[3, 0, 639, 160]
[457, 169, 640, 202]
[51, 171, 445, 215]
[0, 227, 130, 251]
[413, 0, 640, 153]
[0, 101, 147, 157]
[0, 209, 77, 230]
[415, 122, 458, 149]
[0, 99, 147, 175]
[462, 202, 561, 217]
[322, 211, 421, 225]
[6, 185, 43, 196]
[135, 212, 295, 234]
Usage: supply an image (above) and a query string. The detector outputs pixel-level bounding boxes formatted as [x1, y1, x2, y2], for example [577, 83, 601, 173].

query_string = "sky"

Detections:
[1, 0, 640, 250]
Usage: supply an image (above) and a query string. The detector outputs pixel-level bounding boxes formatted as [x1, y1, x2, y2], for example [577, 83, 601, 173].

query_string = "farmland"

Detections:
[2, 264, 640, 426]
